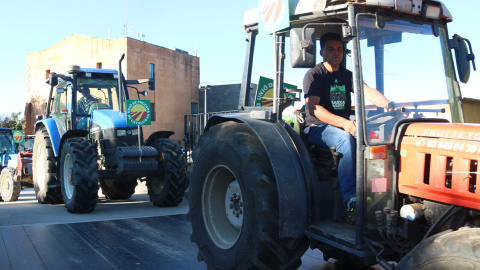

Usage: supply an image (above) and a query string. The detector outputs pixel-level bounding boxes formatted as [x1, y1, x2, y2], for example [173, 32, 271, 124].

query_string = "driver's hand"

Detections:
[343, 120, 356, 136]
[385, 101, 396, 112]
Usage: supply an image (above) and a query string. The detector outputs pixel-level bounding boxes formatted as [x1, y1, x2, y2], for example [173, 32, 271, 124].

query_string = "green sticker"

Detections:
[400, 149, 407, 157]
[254, 76, 297, 107]
[126, 100, 151, 126]
[13, 130, 24, 143]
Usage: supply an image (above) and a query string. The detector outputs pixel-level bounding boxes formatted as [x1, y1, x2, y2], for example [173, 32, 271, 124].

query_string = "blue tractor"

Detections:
[32, 55, 188, 213]
[0, 128, 21, 202]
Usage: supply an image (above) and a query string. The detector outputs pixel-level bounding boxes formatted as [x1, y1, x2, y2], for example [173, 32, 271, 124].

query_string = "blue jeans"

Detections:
[307, 124, 356, 204]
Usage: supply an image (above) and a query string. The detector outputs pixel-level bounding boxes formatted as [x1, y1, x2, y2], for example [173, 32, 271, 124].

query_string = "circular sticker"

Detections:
[400, 149, 407, 157]
[258, 0, 289, 33]
[131, 104, 147, 122]
[13, 130, 24, 143]
[260, 0, 282, 24]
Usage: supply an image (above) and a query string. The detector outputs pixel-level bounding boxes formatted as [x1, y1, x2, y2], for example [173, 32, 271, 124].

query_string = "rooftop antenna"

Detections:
[124, 0, 127, 37]
[123, 0, 132, 37]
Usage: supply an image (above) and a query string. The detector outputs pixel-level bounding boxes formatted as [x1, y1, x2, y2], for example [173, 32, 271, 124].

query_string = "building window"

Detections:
[96, 62, 102, 69]
[149, 63, 155, 79]
[46, 69, 50, 79]
[151, 103, 156, 121]
[191, 103, 198, 114]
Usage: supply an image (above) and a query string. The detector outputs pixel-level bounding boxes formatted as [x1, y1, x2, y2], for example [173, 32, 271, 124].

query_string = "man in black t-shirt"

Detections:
[303, 32, 390, 212]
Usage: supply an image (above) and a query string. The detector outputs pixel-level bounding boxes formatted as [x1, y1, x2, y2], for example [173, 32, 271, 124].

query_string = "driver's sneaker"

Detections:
[346, 197, 356, 212]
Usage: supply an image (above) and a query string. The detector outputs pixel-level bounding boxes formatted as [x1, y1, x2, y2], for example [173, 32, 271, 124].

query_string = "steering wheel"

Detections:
[87, 102, 111, 115]
[366, 106, 406, 141]
[366, 108, 402, 124]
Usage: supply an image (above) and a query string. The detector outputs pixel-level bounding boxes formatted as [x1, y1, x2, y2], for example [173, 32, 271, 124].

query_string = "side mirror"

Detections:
[48, 73, 58, 86]
[451, 34, 476, 83]
[148, 78, 155, 90]
[290, 28, 316, 68]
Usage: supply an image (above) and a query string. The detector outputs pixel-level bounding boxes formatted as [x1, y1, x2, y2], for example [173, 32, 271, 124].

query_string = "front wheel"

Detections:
[146, 138, 188, 206]
[59, 138, 99, 213]
[187, 122, 309, 269]
[0, 167, 21, 202]
[396, 227, 480, 270]
[32, 129, 63, 204]
[99, 179, 137, 200]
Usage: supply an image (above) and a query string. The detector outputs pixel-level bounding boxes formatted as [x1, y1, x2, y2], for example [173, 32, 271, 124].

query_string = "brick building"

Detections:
[24, 34, 199, 141]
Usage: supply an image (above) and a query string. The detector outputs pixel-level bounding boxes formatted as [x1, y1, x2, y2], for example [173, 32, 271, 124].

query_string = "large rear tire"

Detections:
[59, 138, 99, 213]
[32, 128, 63, 204]
[0, 167, 21, 202]
[99, 179, 137, 200]
[396, 227, 480, 270]
[187, 122, 309, 269]
[146, 138, 188, 206]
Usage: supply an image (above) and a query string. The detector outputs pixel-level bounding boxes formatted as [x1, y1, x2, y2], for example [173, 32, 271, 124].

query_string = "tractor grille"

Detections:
[398, 123, 480, 210]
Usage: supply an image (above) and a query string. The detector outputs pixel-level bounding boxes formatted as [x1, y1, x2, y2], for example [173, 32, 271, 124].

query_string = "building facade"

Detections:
[198, 83, 257, 114]
[24, 34, 199, 141]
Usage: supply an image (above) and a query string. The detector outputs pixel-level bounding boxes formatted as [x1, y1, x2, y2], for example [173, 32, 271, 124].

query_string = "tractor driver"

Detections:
[303, 32, 391, 212]
[77, 86, 98, 114]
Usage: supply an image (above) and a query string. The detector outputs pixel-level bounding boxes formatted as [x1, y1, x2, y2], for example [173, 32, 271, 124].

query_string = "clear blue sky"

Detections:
[0, 0, 478, 116]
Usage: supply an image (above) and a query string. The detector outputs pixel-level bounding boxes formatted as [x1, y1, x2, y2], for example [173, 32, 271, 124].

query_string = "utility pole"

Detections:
[199, 84, 211, 128]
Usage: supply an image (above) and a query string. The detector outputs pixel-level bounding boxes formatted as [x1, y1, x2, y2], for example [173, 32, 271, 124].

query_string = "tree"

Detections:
[0, 112, 24, 130]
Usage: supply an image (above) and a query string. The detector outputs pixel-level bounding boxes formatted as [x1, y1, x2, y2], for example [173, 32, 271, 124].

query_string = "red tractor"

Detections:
[16, 135, 34, 187]
[186, 1, 480, 269]
[0, 133, 34, 202]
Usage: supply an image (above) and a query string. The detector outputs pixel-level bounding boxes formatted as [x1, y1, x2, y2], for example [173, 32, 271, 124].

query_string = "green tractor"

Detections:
[33, 54, 188, 213]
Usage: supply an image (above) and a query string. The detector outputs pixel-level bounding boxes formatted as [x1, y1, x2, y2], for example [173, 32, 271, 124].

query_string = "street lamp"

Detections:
[199, 84, 211, 128]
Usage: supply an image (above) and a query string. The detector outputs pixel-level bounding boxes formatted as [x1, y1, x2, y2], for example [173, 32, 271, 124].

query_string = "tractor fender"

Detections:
[35, 119, 88, 159]
[145, 131, 174, 145]
[35, 118, 65, 157]
[205, 113, 318, 239]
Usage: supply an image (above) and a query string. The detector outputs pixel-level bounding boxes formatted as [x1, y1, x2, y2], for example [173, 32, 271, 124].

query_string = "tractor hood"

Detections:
[403, 123, 480, 140]
[91, 110, 130, 129]
[399, 123, 480, 210]
[0, 154, 18, 168]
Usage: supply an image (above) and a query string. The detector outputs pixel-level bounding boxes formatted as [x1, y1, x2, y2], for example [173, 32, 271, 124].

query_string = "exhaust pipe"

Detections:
[118, 54, 125, 112]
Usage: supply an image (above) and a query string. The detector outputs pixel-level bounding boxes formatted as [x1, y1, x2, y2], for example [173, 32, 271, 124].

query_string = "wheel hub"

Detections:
[63, 153, 74, 199]
[225, 181, 243, 230]
[202, 165, 243, 249]
[1, 174, 11, 194]
[150, 177, 165, 194]
[36, 142, 46, 188]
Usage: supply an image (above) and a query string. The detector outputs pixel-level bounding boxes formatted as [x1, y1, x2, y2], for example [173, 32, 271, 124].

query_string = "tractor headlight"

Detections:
[117, 130, 126, 136]
[132, 129, 138, 136]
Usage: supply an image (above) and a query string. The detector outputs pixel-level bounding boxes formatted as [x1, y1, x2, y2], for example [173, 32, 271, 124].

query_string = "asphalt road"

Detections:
[0, 185, 382, 270]
[0, 184, 188, 229]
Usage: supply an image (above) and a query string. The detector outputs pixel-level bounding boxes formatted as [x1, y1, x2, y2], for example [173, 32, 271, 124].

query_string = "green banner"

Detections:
[126, 100, 152, 126]
[13, 130, 24, 143]
[258, 0, 290, 35]
[254, 76, 297, 107]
